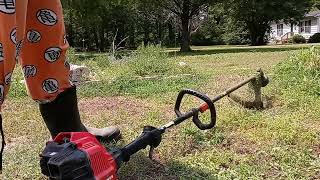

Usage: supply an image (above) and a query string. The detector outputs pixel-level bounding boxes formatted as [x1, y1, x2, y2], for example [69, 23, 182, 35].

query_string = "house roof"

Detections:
[305, 10, 320, 17]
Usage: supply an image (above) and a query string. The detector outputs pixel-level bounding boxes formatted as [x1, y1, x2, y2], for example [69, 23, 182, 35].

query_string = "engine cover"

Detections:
[40, 132, 118, 180]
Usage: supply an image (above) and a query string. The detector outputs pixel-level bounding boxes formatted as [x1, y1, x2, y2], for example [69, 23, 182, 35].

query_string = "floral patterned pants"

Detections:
[0, 0, 71, 108]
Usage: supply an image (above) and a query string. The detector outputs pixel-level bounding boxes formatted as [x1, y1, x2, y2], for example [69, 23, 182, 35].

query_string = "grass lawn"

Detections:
[1, 44, 319, 179]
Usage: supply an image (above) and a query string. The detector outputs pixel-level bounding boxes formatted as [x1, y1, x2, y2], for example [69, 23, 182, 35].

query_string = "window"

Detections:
[277, 24, 283, 36]
[305, 20, 311, 33]
[299, 20, 312, 33]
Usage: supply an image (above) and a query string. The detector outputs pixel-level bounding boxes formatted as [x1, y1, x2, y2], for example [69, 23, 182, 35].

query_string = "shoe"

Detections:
[39, 86, 121, 142]
[86, 126, 121, 142]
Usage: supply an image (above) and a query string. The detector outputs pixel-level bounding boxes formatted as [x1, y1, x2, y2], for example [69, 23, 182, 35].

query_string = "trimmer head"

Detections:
[257, 68, 270, 87]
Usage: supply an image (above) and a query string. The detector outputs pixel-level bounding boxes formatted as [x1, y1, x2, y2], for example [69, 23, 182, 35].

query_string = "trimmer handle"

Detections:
[120, 126, 162, 162]
[174, 89, 216, 130]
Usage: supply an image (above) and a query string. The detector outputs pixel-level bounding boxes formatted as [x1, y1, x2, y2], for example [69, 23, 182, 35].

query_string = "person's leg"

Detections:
[19, 0, 120, 140]
[19, 0, 84, 138]
[0, 0, 20, 170]
[0, 0, 20, 108]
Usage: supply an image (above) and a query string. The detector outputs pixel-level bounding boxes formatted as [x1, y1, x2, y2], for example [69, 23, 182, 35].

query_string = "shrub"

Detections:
[66, 47, 79, 63]
[93, 55, 111, 68]
[292, 34, 306, 44]
[81, 44, 203, 98]
[191, 31, 224, 46]
[222, 33, 251, 45]
[308, 33, 320, 43]
[106, 74, 204, 97]
[274, 47, 320, 96]
[128, 44, 173, 76]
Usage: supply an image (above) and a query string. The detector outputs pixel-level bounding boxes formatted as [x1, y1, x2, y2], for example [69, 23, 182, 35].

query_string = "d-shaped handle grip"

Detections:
[174, 89, 216, 130]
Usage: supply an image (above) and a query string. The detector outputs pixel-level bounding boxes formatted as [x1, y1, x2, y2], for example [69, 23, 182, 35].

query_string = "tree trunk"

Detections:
[143, 22, 150, 45]
[250, 34, 265, 46]
[168, 21, 175, 46]
[99, 28, 105, 52]
[248, 23, 267, 46]
[129, 26, 136, 49]
[93, 28, 100, 51]
[180, 16, 191, 52]
[67, 0, 75, 47]
[157, 20, 163, 45]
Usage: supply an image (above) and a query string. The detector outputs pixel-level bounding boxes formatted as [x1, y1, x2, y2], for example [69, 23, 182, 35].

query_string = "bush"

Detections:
[128, 44, 173, 76]
[222, 33, 251, 45]
[77, 44, 204, 98]
[92, 55, 111, 68]
[308, 33, 320, 43]
[66, 47, 79, 63]
[105, 74, 204, 97]
[274, 47, 320, 96]
[292, 34, 306, 44]
[191, 31, 224, 46]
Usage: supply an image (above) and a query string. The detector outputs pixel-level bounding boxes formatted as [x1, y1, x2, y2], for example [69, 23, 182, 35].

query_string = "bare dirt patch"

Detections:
[79, 96, 152, 118]
[220, 134, 259, 155]
[5, 136, 30, 150]
[312, 145, 320, 158]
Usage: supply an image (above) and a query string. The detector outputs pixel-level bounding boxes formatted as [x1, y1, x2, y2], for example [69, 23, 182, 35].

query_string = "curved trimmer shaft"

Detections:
[201, 69, 269, 110]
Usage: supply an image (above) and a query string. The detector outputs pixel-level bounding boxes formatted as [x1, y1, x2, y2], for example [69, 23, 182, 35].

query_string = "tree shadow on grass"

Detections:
[169, 46, 311, 57]
[118, 152, 215, 180]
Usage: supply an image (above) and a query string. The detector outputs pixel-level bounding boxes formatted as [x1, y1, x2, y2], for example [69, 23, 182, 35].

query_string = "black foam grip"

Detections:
[121, 126, 162, 162]
[174, 89, 216, 130]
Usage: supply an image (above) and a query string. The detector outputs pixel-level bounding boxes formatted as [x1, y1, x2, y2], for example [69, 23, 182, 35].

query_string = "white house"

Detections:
[270, 11, 320, 43]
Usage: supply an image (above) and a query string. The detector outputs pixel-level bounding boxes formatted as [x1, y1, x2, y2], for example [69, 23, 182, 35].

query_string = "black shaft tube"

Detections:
[160, 109, 198, 132]
[174, 110, 197, 125]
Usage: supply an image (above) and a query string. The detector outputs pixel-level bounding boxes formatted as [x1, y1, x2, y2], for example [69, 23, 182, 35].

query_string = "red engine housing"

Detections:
[54, 132, 118, 180]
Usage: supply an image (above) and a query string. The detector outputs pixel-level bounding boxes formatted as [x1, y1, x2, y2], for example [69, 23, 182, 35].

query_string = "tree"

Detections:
[314, 0, 320, 9]
[191, 3, 250, 46]
[156, 0, 215, 52]
[62, 0, 137, 51]
[228, 0, 313, 46]
[135, 0, 170, 46]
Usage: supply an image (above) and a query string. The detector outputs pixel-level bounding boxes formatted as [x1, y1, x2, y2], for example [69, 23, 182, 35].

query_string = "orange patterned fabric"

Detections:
[0, 0, 72, 108]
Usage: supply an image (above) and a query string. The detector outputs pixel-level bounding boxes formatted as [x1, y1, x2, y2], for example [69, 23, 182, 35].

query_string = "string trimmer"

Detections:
[40, 70, 269, 180]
